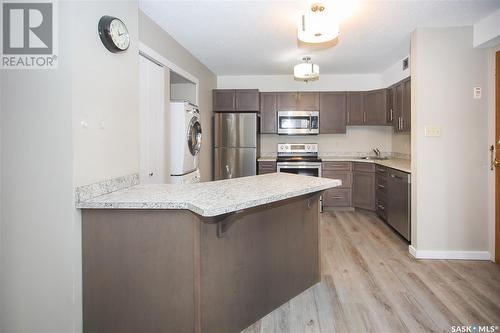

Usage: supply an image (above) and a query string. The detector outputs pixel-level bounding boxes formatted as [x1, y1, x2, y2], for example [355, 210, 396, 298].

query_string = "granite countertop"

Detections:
[258, 155, 411, 173]
[77, 173, 341, 217]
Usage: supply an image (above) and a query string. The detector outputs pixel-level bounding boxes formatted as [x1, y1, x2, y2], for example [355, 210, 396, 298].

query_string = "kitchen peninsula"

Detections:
[77, 173, 340, 333]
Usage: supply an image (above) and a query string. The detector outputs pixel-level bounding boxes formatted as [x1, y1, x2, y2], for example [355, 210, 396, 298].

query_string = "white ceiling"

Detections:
[139, 0, 500, 75]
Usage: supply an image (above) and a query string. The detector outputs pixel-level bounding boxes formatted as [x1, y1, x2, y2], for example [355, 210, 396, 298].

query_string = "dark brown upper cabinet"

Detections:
[346, 92, 364, 125]
[260, 92, 277, 134]
[392, 77, 411, 133]
[277, 92, 319, 110]
[235, 89, 260, 111]
[213, 89, 235, 111]
[319, 92, 347, 134]
[213, 89, 260, 112]
[363, 89, 388, 125]
[402, 78, 411, 132]
[277, 92, 297, 110]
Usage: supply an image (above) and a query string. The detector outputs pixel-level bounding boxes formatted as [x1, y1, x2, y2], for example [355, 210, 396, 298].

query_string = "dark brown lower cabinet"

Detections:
[322, 162, 352, 209]
[258, 160, 276, 174]
[352, 163, 376, 211]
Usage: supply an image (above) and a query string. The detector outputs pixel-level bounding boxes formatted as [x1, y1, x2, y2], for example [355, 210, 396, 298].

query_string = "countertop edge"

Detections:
[77, 179, 341, 217]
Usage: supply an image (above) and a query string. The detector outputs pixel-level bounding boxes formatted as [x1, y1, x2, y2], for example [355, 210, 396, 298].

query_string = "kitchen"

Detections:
[1, 1, 500, 333]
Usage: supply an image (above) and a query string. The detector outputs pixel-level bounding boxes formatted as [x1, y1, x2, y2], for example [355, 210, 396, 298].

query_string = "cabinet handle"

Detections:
[347, 111, 350, 124]
[363, 112, 366, 123]
[401, 117, 404, 130]
[390, 109, 393, 121]
[331, 196, 343, 199]
[398, 117, 402, 130]
[377, 168, 386, 173]
[377, 184, 385, 189]
[377, 204, 385, 210]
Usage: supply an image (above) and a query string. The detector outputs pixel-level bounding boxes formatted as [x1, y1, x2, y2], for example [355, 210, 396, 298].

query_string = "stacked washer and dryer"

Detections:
[170, 101, 202, 184]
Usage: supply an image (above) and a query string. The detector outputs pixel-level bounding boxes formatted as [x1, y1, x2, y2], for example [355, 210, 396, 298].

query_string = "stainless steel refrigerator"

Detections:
[214, 113, 259, 180]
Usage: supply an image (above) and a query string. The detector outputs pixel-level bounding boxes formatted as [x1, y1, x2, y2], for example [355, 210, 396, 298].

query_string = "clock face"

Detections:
[98, 16, 130, 53]
[109, 18, 129, 51]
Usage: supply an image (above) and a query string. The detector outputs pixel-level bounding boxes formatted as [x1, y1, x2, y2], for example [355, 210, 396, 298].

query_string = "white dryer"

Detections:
[170, 101, 202, 182]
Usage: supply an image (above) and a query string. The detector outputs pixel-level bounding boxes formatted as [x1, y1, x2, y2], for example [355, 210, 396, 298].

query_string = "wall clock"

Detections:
[98, 15, 130, 53]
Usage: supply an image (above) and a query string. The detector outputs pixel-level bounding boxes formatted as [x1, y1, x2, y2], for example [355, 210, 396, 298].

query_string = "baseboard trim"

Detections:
[408, 245, 491, 260]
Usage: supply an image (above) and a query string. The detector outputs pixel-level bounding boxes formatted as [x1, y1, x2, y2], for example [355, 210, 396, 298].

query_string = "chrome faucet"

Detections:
[373, 148, 381, 158]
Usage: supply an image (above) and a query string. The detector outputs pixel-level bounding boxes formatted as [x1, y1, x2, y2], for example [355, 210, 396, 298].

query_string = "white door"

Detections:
[139, 55, 165, 184]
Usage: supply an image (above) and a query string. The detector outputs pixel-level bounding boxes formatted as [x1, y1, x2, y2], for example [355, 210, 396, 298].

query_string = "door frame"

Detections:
[496, 50, 500, 264]
[139, 42, 200, 106]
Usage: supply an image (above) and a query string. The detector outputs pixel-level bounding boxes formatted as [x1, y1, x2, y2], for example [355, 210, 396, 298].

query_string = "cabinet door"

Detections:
[319, 92, 347, 134]
[260, 93, 277, 134]
[386, 88, 394, 125]
[402, 78, 411, 132]
[236, 89, 259, 111]
[213, 89, 235, 112]
[364, 89, 388, 125]
[347, 92, 364, 125]
[297, 92, 319, 110]
[277, 92, 298, 110]
[394, 83, 403, 132]
[353, 170, 375, 211]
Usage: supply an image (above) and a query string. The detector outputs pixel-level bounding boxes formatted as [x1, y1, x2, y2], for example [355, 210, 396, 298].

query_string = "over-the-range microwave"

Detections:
[277, 111, 319, 135]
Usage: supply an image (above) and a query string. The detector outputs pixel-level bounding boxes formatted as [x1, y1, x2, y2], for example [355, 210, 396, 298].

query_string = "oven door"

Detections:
[276, 162, 322, 177]
[277, 111, 319, 135]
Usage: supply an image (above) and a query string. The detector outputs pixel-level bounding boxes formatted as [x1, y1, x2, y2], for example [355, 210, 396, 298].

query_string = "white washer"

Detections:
[170, 101, 202, 182]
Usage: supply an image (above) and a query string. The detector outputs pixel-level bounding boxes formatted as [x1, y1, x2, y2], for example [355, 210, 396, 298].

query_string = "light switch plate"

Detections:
[473, 87, 482, 99]
[425, 126, 441, 137]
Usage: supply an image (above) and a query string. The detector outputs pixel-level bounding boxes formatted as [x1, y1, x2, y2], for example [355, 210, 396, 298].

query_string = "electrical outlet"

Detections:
[425, 126, 441, 137]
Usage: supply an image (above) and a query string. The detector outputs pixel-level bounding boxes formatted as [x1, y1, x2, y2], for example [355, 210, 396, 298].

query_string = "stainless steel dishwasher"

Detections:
[387, 168, 411, 241]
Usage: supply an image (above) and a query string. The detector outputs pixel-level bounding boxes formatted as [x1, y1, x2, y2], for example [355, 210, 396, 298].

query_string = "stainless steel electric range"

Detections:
[276, 143, 322, 177]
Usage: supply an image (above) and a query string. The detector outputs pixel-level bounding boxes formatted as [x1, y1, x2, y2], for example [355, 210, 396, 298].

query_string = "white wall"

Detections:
[487, 44, 500, 260]
[139, 11, 217, 182]
[0, 1, 140, 332]
[473, 8, 500, 48]
[218, 73, 382, 91]
[411, 27, 489, 257]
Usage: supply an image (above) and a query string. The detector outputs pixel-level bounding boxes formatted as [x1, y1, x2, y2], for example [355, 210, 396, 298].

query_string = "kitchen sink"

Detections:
[359, 156, 389, 160]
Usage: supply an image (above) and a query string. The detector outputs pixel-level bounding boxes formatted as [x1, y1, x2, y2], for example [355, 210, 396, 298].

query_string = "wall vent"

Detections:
[402, 57, 409, 70]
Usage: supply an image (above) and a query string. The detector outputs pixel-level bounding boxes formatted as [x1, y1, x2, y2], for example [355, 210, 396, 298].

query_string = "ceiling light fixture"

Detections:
[294, 56, 319, 82]
[298, 2, 340, 44]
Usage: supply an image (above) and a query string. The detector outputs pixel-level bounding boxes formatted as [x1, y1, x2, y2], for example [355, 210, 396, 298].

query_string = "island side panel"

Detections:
[200, 194, 321, 333]
[82, 209, 201, 333]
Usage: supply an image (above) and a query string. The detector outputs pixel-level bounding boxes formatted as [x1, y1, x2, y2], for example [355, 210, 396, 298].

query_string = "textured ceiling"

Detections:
[140, 0, 500, 75]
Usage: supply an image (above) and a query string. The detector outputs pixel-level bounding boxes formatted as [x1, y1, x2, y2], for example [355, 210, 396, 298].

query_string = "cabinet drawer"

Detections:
[353, 162, 375, 172]
[376, 198, 388, 221]
[376, 175, 387, 193]
[322, 161, 352, 171]
[323, 189, 352, 207]
[258, 161, 276, 174]
[322, 171, 352, 188]
[375, 165, 388, 176]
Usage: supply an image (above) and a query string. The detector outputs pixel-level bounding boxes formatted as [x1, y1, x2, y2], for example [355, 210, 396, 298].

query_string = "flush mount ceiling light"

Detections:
[294, 56, 319, 82]
[298, 2, 340, 44]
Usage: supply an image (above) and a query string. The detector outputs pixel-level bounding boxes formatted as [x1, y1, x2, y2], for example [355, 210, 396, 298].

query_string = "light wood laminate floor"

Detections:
[242, 210, 500, 333]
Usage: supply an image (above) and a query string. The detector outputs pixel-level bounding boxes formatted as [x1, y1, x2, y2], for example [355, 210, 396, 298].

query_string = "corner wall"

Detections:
[139, 11, 217, 182]
[411, 27, 489, 258]
[1, 1, 140, 332]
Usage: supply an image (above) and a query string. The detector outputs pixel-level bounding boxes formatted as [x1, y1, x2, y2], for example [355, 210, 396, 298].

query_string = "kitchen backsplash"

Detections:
[260, 127, 411, 158]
